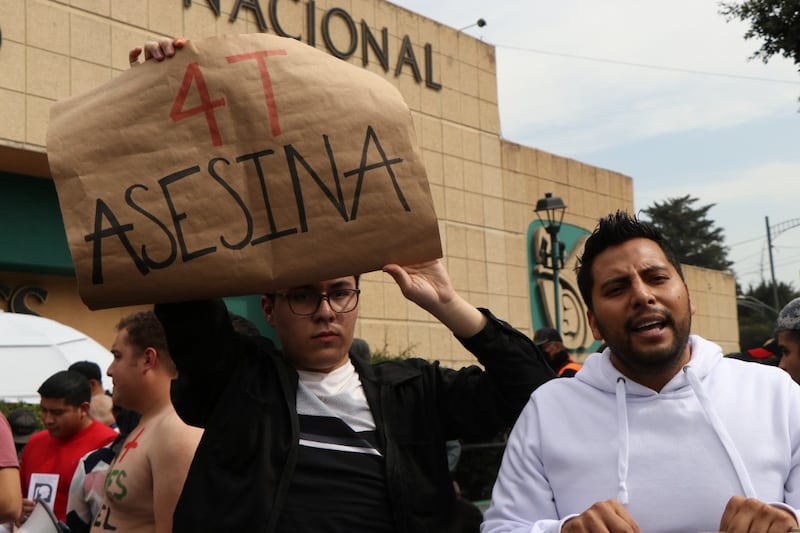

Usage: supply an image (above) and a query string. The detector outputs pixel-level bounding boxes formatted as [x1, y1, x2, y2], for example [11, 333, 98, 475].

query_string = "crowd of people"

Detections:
[1, 36, 800, 533]
[2, 210, 797, 533]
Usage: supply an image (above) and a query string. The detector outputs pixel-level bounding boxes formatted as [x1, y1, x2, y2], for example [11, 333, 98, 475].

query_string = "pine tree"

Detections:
[640, 195, 733, 271]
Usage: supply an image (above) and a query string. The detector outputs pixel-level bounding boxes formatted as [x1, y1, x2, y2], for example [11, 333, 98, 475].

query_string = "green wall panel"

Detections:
[0, 173, 74, 275]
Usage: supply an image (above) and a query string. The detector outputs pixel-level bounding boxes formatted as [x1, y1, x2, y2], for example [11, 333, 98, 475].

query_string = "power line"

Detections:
[729, 235, 765, 247]
[494, 44, 800, 85]
[736, 254, 800, 277]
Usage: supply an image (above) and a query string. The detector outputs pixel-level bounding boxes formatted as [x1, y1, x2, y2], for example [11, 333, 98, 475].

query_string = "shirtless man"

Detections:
[91, 311, 202, 533]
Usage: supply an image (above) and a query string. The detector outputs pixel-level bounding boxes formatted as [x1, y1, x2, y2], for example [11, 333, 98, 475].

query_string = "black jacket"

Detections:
[155, 299, 554, 532]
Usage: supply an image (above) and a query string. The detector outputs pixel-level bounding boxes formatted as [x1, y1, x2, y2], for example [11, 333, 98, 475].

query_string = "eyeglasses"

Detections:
[275, 288, 361, 316]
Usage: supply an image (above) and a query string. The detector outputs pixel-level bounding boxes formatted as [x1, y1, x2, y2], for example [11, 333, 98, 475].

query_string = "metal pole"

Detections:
[549, 226, 561, 335]
[766, 216, 780, 311]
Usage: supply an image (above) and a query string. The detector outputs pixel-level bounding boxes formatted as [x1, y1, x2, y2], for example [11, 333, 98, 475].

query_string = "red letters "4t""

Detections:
[169, 49, 288, 146]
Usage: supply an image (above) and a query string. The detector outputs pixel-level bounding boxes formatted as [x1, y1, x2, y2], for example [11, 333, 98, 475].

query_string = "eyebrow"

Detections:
[289, 279, 355, 291]
[599, 265, 670, 290]
[640, 265, 671, 277]
[328, 280, 355, 289]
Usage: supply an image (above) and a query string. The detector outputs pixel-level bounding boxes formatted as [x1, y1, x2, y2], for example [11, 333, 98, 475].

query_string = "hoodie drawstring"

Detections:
[615, 376, 630, 504]
[683, 365, 757, 497]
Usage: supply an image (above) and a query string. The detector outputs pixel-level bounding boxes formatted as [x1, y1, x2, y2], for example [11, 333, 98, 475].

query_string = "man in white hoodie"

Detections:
[483, 211, 800, 533]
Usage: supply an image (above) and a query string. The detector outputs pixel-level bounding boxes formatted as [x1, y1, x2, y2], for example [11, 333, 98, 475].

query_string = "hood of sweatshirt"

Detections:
[576, 334, 723, 396]
[573, 335, 757, 504]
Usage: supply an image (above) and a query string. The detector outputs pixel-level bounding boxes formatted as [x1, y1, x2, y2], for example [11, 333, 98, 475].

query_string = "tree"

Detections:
[640, 194, 733, 271]
[720, 1, 800, 70]
[737, 279, 800, 350]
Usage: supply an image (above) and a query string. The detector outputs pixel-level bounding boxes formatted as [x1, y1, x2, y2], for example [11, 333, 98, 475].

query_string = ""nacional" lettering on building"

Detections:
[184, 0, 443, 90]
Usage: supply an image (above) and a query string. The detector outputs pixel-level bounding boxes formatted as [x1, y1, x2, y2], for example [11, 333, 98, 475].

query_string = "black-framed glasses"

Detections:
[276, 288, 361, 316]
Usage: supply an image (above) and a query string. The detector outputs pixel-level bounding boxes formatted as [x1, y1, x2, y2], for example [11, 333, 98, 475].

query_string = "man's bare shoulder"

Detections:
[152, 407, 202, 439]
[147, 408, 202, 461]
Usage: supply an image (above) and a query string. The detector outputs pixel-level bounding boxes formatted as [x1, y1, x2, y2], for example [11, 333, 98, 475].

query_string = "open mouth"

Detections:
[633, 320, 666, 332]
[629, 314, 672, 335]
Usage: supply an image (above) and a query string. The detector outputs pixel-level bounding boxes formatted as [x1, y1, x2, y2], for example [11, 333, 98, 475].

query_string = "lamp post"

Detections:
[736, 295, 778, 317]
[458, 18, 487, 31]
[535, 192, 567, 335]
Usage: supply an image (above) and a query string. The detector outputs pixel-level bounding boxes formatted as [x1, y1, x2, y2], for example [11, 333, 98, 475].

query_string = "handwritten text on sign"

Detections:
[48, 33, 441, 308]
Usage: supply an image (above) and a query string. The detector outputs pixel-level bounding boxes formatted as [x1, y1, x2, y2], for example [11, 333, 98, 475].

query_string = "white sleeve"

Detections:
[779, 377, 800, 521]
[66, 451, 92, 527]
[481, 395, 562, 533]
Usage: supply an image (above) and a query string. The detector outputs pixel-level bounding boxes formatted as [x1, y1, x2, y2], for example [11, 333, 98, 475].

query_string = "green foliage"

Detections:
[369, 338, 419, 363]
[640, 194, 733, 270]
[737, 279, 800, 349]
[721, 0, 800, 67]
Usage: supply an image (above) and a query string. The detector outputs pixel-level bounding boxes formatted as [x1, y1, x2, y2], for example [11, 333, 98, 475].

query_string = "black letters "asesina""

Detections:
[83, 125, 409, 285]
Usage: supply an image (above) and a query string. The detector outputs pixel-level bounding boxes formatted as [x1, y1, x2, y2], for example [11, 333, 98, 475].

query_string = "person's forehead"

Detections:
[112, 327, 133, 348]
[778, 330, 800, 345]
[40, 397, 71, 409]
[592, 238, 671, 278]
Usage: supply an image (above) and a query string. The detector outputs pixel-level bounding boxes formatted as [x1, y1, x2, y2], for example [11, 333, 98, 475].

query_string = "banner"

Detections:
[47, 34, 442, 309]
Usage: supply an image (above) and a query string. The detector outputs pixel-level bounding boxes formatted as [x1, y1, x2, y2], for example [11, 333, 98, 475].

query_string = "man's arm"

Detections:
[384, 259, 554, 438]
[0, 466, 21, 523]
[482, 396, 567, 533]
[383, 259, 486, 338]
[0, 417, 21, 523]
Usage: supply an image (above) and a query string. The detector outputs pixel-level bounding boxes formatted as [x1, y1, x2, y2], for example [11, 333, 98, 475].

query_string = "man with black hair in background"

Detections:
[533, 327, 582, 377]
[19, 370, 116, 523]
[69, 361, 115, 428]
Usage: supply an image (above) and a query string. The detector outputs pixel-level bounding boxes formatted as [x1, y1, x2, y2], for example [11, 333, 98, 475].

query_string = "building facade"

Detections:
[0, 0, 739, 368]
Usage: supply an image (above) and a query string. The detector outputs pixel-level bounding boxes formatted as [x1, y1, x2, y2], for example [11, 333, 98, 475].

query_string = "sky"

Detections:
[390, 0, 800, 302]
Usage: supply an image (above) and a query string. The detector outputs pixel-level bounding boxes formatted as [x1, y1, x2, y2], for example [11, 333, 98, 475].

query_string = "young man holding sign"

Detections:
[131, 37, 554, 532]
[154, 259, 553, 532]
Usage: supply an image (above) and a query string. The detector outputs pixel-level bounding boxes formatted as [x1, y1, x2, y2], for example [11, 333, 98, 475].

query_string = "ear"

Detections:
[587, 309, 603, 341]
[685, 283, 696, 316]
[261, 294, 276, 326]
[142, 347, 158, 370]
[78, 401, 91, 416]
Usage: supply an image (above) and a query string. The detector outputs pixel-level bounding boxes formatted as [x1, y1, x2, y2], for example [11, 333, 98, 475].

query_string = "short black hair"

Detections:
[38, 370, 91, 407]
[577, 211, 683, 311]
[68, 361, 102, 383]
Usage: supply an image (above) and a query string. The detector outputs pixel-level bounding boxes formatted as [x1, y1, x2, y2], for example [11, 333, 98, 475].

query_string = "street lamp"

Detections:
[736, 295, 778, 317]
[535, 192, 567, 334]
[458, 18, 487, 31]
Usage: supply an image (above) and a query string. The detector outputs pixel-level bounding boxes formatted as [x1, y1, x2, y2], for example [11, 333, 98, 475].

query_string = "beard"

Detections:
[597, 303, 692, 379]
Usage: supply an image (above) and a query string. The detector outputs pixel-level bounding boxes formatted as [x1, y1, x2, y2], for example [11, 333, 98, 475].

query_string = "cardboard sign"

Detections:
[47, 34, 441, 309]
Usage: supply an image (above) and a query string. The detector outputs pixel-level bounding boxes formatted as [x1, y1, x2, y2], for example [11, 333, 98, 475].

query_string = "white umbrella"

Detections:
[0, 310, 113, 403]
